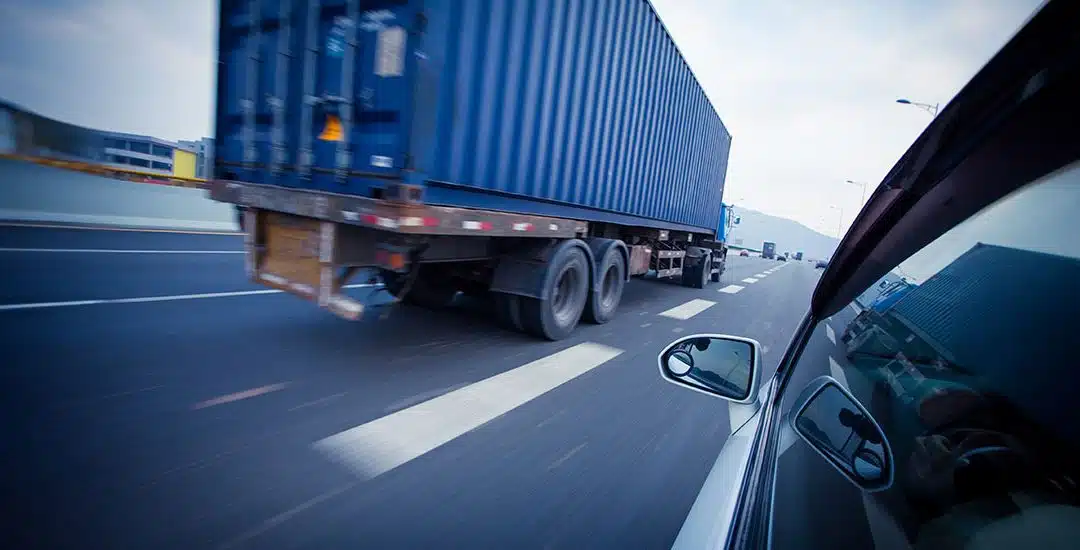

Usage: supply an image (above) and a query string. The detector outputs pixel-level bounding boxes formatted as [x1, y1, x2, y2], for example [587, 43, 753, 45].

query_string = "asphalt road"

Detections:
[0, 226, 825, 549]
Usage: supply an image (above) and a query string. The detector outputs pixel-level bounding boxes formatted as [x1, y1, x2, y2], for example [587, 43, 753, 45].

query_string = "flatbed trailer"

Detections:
[210, 179, 727, 340]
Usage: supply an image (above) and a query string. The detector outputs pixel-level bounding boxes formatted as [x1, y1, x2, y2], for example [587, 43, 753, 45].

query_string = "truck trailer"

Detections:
[762, 242, 777, 260]
[208, 0, 732, 341]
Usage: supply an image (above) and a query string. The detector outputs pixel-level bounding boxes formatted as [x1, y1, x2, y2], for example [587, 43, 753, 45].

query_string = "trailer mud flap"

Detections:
[250, 210, 364, 320]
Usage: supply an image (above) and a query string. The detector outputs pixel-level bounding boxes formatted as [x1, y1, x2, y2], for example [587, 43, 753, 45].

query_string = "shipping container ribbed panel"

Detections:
[215, 0, 731, 235]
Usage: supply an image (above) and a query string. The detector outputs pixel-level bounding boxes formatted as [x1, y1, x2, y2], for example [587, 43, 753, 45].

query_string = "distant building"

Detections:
[178, 137, 214, 179]
[0, 98, 211, 179]
[100, 131, 183, 175]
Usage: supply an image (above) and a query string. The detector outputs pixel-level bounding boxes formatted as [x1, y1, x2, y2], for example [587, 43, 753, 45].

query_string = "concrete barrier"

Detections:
[0, 157, 239, 232]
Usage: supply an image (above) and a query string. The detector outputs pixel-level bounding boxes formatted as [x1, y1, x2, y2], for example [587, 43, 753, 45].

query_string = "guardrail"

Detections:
[0, 152, 209, 190]
[0, 153, 240, 232]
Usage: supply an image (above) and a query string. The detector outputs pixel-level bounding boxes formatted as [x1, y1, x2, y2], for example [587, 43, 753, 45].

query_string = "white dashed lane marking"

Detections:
[659, 299, 716, 320]
[314, 342, 623, 480]
[718, 285, 744, 294]
[829, 356, 849, 387]
[825, 323, 836, 345]
[742, 278, 758, 284]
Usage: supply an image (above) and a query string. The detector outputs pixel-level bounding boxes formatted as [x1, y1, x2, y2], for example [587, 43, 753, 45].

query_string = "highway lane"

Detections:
[1, 226, 818, 549]
[0, 226, 252, 305]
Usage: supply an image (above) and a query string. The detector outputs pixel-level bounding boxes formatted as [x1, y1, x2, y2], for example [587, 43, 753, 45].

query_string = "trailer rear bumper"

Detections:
[242, 208, 365, 321]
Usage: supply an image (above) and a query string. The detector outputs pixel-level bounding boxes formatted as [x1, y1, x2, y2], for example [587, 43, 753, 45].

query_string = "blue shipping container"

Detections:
[215, 0, 731, 235]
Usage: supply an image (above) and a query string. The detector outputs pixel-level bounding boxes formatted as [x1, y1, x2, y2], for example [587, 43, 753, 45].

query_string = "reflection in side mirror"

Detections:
[790, 376, 894, 492]
[657, 334, 762, 403]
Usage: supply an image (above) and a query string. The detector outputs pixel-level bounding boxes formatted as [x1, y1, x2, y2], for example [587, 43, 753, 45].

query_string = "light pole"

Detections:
[846, 179, 869, 205]
[896, 98, 939, 116]
[830, 205, 844, 239]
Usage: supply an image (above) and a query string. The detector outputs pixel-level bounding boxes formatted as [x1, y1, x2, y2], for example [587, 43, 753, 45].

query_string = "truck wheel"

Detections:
[583, 246, 626, 324]
[382, 268, 457, 309]
[521, 244, 590, 340]
[682, 254, 710, 289]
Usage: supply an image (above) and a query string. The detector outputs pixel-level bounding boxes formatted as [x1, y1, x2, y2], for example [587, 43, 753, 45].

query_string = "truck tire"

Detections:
[583, 245, 627, 324]
[521, 244, 590, 340]
[682, 253, 710, 289]
[382, 268, 457, 309]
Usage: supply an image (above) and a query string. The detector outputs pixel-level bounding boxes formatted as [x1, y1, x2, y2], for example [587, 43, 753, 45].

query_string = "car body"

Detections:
[814, 260, 827, 269]
[739, 250, 750, 257]
[777, 255, 787, 262]
[657, 3, 1080, 548]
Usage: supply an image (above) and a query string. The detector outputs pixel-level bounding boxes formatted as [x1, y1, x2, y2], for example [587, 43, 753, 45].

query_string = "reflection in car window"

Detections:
[773, 163, 1080, 549]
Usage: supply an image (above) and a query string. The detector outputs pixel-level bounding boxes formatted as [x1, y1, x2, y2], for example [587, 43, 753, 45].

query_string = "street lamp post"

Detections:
[896, 98, 939, 116]
[846, 179, 869, 205]
[830, 205, 844, 239]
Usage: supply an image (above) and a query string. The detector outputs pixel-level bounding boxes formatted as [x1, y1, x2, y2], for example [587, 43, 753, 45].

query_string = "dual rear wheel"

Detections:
[496, 242, 627, 341]
[387, 240, 714, 341]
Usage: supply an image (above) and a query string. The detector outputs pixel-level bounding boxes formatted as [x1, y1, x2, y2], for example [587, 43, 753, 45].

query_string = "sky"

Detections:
[0, 0, 1044, 235]
[897, 161, 1080, 283]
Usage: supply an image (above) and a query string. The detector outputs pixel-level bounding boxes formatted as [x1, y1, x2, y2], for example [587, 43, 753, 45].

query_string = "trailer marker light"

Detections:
[388, 253, 405, 270]
[319, 115, 344, 142]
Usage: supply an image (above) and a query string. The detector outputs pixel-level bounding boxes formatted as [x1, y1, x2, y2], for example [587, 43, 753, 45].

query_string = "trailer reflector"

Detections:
[399, 216, 440, 228]
[462, 220, 493, 231]
[362, 214, 398, 229]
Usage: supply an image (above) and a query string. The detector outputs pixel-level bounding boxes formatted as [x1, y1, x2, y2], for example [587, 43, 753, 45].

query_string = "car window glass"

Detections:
[772, 162, 1080, 549]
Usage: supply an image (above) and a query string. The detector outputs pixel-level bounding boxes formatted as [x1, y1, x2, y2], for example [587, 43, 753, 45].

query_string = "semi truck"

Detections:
[762, 242, 777, 260]
[208, 0, 732, 341]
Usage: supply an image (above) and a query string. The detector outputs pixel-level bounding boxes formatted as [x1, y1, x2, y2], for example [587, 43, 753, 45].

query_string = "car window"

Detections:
[772, 162, 1080, 549]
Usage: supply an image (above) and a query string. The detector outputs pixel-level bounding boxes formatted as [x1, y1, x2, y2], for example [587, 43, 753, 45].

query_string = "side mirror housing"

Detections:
[788, 376, 894, 492]
[657, 334, 764, 404]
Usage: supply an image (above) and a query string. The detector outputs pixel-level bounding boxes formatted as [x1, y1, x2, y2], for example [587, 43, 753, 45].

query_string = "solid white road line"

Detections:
[658, 299, 716, 320]
[742, 277, 758, 284]
[825, 323, 836, 345]
[313, 342, 623, 480]
[829, 356, 849, 387]
[0, 283, 378, 312]
[718, 284, 744, 294]
[0, 247, 244, 254]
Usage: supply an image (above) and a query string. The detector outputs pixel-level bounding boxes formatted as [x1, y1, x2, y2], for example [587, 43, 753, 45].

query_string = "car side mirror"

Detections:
[658, 334, 763, 404]
[788, 376, 894, 492]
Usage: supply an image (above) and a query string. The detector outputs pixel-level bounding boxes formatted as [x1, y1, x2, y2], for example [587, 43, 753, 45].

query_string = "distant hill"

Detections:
[726, 207, 839, 260]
